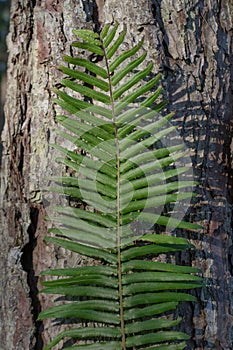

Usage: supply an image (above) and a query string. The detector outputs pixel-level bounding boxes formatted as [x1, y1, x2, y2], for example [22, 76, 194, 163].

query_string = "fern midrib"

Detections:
[101, 36, 126, 350]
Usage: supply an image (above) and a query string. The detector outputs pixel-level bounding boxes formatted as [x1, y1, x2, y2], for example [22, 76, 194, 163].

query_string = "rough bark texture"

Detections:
[0, 0, 232, 349]
[0, 1, 88, 348]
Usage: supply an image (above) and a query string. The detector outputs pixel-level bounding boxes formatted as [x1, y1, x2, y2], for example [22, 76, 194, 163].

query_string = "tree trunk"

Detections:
[0, 1, 232, 349]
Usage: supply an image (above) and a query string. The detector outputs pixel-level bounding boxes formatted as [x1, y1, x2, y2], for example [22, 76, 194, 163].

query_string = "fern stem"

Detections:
[101, 35, 126, 350]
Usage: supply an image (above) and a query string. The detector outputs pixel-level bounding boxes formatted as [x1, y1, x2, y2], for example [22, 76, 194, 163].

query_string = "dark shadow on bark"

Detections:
[21, 207, 44, 350]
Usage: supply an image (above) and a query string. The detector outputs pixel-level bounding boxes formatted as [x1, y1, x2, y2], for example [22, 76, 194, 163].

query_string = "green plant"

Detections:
[39, 22, 202, 350]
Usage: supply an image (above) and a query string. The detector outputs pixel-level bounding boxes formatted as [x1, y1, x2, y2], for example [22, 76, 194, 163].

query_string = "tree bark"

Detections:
[0, 1, 232, 349]
[0, 1, 88, 348]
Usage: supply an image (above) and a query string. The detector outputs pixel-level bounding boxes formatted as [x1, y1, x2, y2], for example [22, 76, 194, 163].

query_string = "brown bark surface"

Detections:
[0, 1, 88, 348]
[0, 1, 232, 349]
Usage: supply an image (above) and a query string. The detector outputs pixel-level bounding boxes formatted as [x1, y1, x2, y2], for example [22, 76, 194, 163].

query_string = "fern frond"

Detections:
[39, 23, 202, 350]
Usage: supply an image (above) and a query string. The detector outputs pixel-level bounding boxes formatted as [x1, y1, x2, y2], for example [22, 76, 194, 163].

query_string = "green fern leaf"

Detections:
[39, 23, 202, 350]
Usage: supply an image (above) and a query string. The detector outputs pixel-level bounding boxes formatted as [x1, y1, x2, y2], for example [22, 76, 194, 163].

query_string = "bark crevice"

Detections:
[20, 206, 44, 350]
[151, 0, 173, 66]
